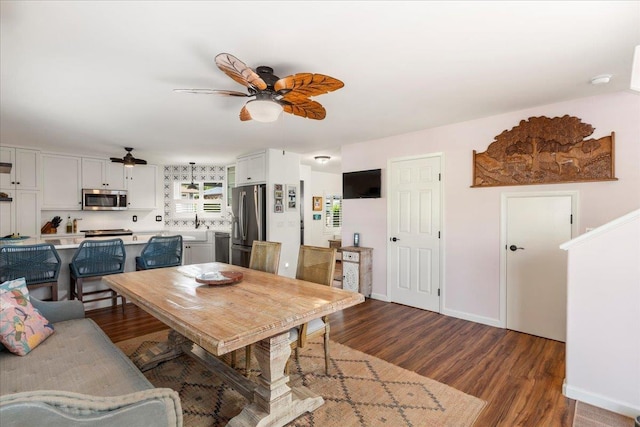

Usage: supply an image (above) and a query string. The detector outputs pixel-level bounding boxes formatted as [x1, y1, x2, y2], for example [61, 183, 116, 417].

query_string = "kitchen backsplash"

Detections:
[163, 164, 232, 229]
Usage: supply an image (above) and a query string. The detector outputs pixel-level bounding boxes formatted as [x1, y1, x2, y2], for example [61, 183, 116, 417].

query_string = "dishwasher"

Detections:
[214, 232, 230, 263]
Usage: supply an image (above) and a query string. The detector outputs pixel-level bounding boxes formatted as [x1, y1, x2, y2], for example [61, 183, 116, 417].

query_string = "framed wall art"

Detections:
[287, 185, 297, 211]
[312, 196, 322, 211]
[274, 184, 284, 213]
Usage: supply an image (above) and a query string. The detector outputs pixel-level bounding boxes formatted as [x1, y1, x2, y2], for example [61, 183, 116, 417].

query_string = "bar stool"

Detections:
[69, 238, 127, 312]
[0, 244, 61, 301]
[135, 235, 183, 270]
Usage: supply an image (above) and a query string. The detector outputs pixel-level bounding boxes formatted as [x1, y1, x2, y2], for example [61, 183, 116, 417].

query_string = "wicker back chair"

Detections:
[0, 244, 61, 301]
[136, 235, 183, 270]
[69, 238, 127, 312]
[291, 245, 337, 374]
[249, 241, 281, 274]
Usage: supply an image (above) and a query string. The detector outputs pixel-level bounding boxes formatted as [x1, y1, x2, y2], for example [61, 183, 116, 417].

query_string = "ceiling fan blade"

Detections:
[239, 106, 252, 121]
[173, 89, 249, 97]
[280, 96, 326, 120]
[275, 73, 344, 98]
[215, 53, 267, 91]
[134, 159, 147, 165]
[110, 158, 125, 163]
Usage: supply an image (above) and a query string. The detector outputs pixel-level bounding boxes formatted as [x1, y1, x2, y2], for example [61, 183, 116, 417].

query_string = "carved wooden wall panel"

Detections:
[472, 115, 616, 187]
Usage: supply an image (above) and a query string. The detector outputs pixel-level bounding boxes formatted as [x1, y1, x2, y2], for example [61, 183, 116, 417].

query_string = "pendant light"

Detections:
[187, 162, 198, 190]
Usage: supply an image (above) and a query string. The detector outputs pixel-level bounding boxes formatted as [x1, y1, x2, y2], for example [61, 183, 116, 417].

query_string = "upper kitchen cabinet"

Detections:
[0, 189, 40, 237]
[82, 158, 125, 189]
[125, 164, 157, 210]
[235, 151, 266, 186]
[0, 147, 40, 191]
[41, 154, 82, 210]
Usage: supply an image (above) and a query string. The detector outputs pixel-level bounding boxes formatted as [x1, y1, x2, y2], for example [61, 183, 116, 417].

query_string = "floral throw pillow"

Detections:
[0, 277, 30, 299]
[0, 289, 54, 356]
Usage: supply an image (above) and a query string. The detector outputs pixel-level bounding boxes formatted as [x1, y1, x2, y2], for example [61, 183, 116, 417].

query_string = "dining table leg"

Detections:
[133, 329, 189, 372]
[228, 331, 324, 427]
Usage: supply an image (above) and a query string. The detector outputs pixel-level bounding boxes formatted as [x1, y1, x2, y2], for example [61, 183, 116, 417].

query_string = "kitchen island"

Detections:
[1, 232, 206, 308]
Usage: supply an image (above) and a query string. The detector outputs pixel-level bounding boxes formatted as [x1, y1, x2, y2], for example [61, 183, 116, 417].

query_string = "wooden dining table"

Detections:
[103, 262, 364, 427]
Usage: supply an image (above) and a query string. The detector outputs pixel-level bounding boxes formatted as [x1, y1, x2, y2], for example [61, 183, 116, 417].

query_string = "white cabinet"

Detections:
[0, 147, 40, 191]
[341, 247, 373, 297]
[82, 158, 124, 189]
[236, 151, 266, 185]
[184, 242, 214, 265]
[41, 154, 82, 210]
[0, 198, 12, 236]
[0, 189, 40, 237]
[182, 231, 215, 265]
[125, 164, 157, 210]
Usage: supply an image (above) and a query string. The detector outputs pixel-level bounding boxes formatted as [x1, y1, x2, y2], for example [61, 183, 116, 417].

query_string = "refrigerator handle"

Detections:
[254, 186, 261, 240]
[240, 191, 247, 240]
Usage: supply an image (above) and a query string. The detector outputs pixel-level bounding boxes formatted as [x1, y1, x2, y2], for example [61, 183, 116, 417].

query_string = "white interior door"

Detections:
[505, 194, 574, 342]
[387, 155, 441, 312]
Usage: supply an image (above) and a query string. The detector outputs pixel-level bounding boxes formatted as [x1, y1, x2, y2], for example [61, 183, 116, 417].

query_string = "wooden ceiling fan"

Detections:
[174, 53, 344, 122]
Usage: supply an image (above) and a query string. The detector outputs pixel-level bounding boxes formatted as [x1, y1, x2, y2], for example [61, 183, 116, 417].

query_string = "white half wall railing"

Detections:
[561, 209, 640, 418]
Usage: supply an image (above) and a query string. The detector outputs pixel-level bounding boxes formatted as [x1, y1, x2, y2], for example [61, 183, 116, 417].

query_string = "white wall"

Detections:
[266, 149, 301, 278]
[561, 210, 640, 417]
[304, 170, 342, 248]
[341, 91, 640, 323]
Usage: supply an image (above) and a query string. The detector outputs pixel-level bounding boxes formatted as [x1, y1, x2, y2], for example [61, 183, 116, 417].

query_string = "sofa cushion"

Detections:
[0, 289, 54, 356]
[0, 318, 154, 396]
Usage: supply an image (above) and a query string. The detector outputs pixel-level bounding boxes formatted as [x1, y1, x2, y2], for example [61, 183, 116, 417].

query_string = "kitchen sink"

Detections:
[174, 230, 209, 242]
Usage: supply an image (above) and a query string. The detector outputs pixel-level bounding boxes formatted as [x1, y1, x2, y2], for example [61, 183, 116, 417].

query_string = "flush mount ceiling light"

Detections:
[590, 74, 612, 85]
[244, 99, 283, 123]
[314, 155, 331, 164]
[187, 162, 198, 190]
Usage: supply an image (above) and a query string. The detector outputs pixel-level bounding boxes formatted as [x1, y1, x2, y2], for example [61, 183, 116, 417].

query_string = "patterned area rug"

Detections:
[117, 330, 486, 427]
[573, 401, 635, 427]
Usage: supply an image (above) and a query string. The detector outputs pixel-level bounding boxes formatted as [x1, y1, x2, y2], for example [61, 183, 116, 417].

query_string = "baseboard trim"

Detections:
[441, 307, 502, 328]
[563, 381, 640, 418]
[370, 293, 389, 302]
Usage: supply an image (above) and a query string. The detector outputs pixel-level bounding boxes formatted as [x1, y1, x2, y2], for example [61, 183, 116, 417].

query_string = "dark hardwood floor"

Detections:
[88, 299, 574, 426]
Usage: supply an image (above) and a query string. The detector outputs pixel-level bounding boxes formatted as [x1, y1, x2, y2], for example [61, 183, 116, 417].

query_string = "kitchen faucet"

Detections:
[195, 213, 200, 229]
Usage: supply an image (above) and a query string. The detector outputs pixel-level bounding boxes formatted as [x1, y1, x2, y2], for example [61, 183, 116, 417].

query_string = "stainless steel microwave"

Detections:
[82, 189, 128, 211]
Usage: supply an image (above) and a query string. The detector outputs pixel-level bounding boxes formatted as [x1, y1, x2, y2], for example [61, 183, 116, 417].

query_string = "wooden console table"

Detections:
[340, 246, 373, 297]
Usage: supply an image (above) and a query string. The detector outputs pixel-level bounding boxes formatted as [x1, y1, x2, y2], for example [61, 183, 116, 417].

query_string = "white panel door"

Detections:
[388, 156, 441, 312]
[506, 195, 573, 342]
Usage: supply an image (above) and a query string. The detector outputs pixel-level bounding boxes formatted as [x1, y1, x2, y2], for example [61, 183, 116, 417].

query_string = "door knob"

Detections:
[509, 245, 524, 251]
[390, 237, 400, 242]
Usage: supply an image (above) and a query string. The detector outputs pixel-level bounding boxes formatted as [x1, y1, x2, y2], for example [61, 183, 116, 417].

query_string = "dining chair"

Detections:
[248, 240, 281, 274]
[69, 238, 127, 312]
[236, 240, 282, 372]
[0, 244, 61, 301]
[135, 235, 183, 270]
[289, 245, 337, 375]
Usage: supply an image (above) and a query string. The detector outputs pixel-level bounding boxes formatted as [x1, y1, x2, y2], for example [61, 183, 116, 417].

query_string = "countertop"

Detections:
[1, 232, 203, 250]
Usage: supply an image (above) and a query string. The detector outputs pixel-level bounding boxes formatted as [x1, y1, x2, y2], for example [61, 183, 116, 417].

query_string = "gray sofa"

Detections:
[0, 298, 182, 426]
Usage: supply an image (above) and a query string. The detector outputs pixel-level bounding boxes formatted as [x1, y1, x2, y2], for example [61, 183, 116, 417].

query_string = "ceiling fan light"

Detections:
[245, 100, 282, 122]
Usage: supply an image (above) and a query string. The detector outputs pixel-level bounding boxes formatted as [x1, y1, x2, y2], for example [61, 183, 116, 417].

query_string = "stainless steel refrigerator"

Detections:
[231, 184, 267, 267]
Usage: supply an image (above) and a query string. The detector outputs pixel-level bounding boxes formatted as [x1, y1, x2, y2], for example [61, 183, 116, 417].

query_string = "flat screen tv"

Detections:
[343, 169, 381, 199]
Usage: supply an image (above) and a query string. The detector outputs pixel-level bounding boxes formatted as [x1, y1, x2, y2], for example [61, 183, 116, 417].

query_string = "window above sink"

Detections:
[173, 181, 224, 217]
